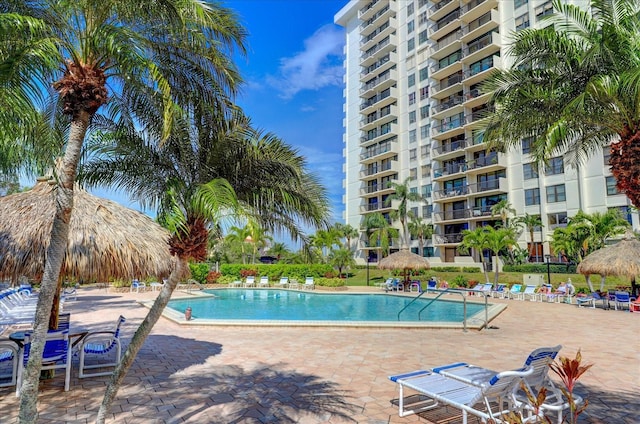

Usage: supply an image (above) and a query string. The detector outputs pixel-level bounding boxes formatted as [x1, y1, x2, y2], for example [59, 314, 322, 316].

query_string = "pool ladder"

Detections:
[396, 288, 491, 332]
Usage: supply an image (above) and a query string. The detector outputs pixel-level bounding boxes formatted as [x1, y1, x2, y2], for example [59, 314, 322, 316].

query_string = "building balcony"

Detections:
[431, 95, 465, 118]
[464, 55, 502, 86]
[432, 137, 469, 159]
[359, 178, 398, 196]
[360, 51, 397, 81]
[360, 36, 396, 68]
[359, 137, 398, 164]
[460, 0, 498, 24]
[432, 185, 470, 201]
[429, 30, 462, 60]
[359, 104, 397, 132]
[360, 69, 397, 99]
[463, 87, 490, 109]
[359, 0, 387, 22]
[429, 0, 459, 23]
[434, 232, 464, 245]
[431, 115, 466, 139]
[429, 10, 461, 41]
[461, 9, 499, 43]
[432, 161, 467, 181]
[466, 155, 505, 174]
[359, 159, 399, 179]
[360, 200, 394, 214]
[360, 125, 396, 147]
[433, 208, 472, 223]
[467, 177, 507, 196]
[462, 31, 500, 65]
[360, 88, 397, 116]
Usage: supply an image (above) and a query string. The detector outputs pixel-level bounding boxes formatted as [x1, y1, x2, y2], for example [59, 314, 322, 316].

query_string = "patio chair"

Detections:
[17, 329, 72, 396]
[630, 297, 640, 313]
[426, 278, 438, 293]
[243, 276, 255, 288]
[491, 283, 506, 298]
[0, 339, 19, 388]
[258, 276, 270, 288]
[228, 280, 242, 288]
[389, 366, 534, 421]
[302, 277, 315, 290]
[516, 285, 538, 301]
[576, 292, 607, 308]
[276, 277, 289, 288]
[613, 291, 633, 311]
[78, 315, 126, 378]
[506, 284, 522, 299]
[378, 278, 394, 290]
[475, 283, 493, 297]
[130, 279, 146, 293]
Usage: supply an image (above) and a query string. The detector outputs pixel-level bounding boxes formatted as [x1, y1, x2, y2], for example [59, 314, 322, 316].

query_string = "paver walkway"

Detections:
[0, 287, 638, 423]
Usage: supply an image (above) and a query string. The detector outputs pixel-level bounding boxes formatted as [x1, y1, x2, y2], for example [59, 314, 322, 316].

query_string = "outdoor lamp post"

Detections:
[366, 255, 370, 286]
[545, 254, 551, 285]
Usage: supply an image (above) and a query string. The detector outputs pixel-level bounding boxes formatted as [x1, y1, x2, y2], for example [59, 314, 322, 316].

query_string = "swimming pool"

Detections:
[161, 289, 503, 329]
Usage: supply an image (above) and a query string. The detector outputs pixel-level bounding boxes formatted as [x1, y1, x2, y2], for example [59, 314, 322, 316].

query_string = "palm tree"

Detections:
[226, 225, 252, 264]
[362, 212, 398, 259]
[0, 2, 247, 421]
[310, 228, 341, 262]
[516, 213, 544, 262]
[246, 221, 272, 264]
[328, 248, 356, 278]
[483, 227, 518, 284]
[490, 199, 516, 229]
[408, 216, 434, 257]
[483, 0, 640, 207]
[459, 227, 491, 283]
[268, 242, 291, 261]
[384, 178, 424, 248]
[335, 223, 359, 251]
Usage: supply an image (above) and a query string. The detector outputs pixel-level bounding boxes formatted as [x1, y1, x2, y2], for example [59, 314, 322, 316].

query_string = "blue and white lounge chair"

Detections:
[258, 276, 270, 288]
[0, 339, 19, 388]
[276, 277, 289, 288]
[516, 284, 538, 301]
[389, 366, 534, 421]
[17, 329, 72, 396]
[426, 278, 438, 293]
[491, 284, 506, 298]
[614, 291, 634, 311]
[78, 315, 126, 378]
[302, 277, 315, 290]
[130, 279, 146, 293]
[506, 284, 522, 299]
[576, 292, 607, 308]
[243, 276, 255, 288]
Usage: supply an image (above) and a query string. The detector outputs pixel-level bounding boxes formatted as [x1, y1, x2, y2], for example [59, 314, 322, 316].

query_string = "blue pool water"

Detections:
[167, 289, 485, 323]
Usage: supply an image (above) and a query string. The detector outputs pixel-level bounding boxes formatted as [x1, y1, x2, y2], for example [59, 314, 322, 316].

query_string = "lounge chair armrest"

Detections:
[432, 362, 468, 373]
[80, 331, 117, 343]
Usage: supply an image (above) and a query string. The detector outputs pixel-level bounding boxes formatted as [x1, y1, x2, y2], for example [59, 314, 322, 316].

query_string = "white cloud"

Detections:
[268, 24, 344, 99]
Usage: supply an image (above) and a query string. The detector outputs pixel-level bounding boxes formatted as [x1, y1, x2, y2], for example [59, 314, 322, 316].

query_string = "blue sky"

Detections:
[92, 0, 348, 231]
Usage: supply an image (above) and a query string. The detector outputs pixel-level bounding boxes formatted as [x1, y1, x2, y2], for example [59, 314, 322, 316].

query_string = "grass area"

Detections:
[342, 267, 632, 293]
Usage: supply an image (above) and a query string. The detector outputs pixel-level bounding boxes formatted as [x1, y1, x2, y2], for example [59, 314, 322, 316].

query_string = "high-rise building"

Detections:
[335, 0, 638, 267]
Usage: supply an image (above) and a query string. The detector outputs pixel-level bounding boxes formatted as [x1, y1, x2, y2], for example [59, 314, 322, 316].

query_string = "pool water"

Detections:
[167, 289, 485, 323]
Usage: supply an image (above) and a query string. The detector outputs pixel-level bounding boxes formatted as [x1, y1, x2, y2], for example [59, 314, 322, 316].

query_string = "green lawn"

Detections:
[342, 267, 631, 293]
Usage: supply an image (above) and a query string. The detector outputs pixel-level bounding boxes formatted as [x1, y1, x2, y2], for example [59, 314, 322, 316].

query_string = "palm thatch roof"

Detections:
[377, 249, 430, 271]
[576, 230, 640, 278]
[0, 180, 173, 283]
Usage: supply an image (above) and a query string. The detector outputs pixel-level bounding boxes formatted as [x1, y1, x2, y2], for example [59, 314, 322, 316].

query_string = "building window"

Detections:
[515, 13, 529, 31]
[545, 157, 564, 175]
[409, 110, 416, 124]
[408, 73, 415, 87]
[423, 205, 433, 218]
[409, 129, 417, 143]
[407, 20, 414, 33]
[408, 92, 416, 105]
[523, 163, 539, 180]
[525, 188, 540, 206]
[603, 147, 611, 166]
[609, 206, 632, 225]
[420, 124, 430, 139]
[418, 29, 428, 45]
[409, 148, 417, 160]
[422, 184, 432, 197]
[606, 176, 620, 195]
[522, 136, 534, 154]
[419, 66, 428, 81]
[515, 0, 528, 8]
[410, 207, 418, 218]
[408, 38, 415, 52]
[546, 184, 566, 203]
[418, 11, 428, 26]
[410, 186, 418, 194]
[548, 212, 568, 229]
[407, 2, 414, 15]
[410, 168, 418, 180]
[535, 1, 553, 20]
[420, 105, 429, 119]
[420, 144, 429, 158]
[420, 86, 429, 100]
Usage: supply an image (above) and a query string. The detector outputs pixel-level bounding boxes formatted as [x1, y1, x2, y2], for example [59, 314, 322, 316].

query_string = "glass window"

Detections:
[407, 20, 415, 33]
[420, 124, 430, 139]
[515, 0, 528, 8]
[420, 86, 429, 100]
[410, 207, 418, 218]
[409, 148, 417, 160]
[410, 168, 418, 180]
[408, 92, 416, 105]
[609, 206, 632, 225]
[535, 1, 553, 20]
[522, 136, 534, 154]
[422, 184, 432, 197]
[544, 157, 564, 175]
[420, 105, 429, 119]
[420, 144, 429, 158]
[548, 212, 568, 229]
[603, 147, 611, 166]
[525, 188, 540, 206]
[408, 38, 415, 52]
[418, 29, 428, 45]
[407, 2, 414, 15]
[419, 66, 429, 81]
[606, 176, 620, 195]
[523, 163, 538, 180]
[408, 74, 415, 87]
[409, 129, 417, 143]
[418, 11, 428, 26]
[515, 13, 529, 31]
[409, 110, 416, 124]
[546, 184, 566, 203]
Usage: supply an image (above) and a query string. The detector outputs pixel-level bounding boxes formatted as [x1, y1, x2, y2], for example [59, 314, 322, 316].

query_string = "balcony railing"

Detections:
[360, 141, 395, 160]
[433, 161, 467, 178]
[361, 19, 391, 45]
[432, 72, 464, 92]
[361, 36, 391, 61]
[468, 154, 498, 169]
[429, 9, 461, 34]
[360, 69, 392, 94]
[435, 233, 464, 243]
[433, 138, 468, 155]
[430, 0, 455, 14]
[461, 0, 487, 14]
[431, 30, 462, 53]
[360, 88, 391, 110]
[360, 53, 391, 77]
[464, 31, 496, 56]
[433, 95, 465, 113]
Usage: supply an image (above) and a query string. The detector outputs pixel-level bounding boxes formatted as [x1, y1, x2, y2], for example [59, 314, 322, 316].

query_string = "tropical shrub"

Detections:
[205, 271, 222, 284]
[431, 266, 462, 272]
[315, 277, 346, 287]
[451, 275, 469, 288]
[189, 262, 210, 283]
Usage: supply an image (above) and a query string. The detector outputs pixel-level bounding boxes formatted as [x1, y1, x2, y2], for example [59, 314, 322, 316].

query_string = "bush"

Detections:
[431, 266, 462, 272]
[503, 263, 577, 273]
[315, 277, 346, 287]
[189, 262, 210, 283]
[451, 275, 469, 288]
[240, 269, 257, 278]
[462, 267, 481, 273]
[206, 271, 222, 284]
[111, 278, 130, 288]
[219, 263, 333, 280]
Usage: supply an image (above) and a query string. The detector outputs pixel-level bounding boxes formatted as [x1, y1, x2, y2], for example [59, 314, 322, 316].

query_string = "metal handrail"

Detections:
[397, 289, 428, 321]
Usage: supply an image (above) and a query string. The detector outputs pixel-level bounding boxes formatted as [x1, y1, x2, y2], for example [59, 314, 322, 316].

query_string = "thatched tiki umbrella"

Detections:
[0, 179, 173, 327]
[378, 249, 430, 287]
[577, 230, 640, 296]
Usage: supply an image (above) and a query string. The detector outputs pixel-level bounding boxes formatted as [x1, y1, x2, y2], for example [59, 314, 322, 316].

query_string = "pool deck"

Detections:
[0, 286, 638, 423]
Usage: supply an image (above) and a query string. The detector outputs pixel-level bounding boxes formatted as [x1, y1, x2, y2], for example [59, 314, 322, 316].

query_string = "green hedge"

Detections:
[503, 264, 577, 274]
[431, 266, 462, 272]
[219, 263, 334, 280]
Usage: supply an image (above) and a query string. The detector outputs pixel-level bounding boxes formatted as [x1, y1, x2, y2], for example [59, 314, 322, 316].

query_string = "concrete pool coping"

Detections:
[140, 288, 508, 330]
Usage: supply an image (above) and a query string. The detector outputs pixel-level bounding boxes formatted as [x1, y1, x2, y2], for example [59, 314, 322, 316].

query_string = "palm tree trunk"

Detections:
[96, 259, 187, 424]
[19, 112, 90, 424]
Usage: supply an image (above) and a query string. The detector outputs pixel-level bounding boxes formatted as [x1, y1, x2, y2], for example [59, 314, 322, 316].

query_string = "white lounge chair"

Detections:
[506, 284, 522, 299]
[302, 277, 315, 290]
[516, 284, 538, 301]
[0, 339, 19, 388]
[243, 276, 255, 288]
[17, 329, 72, 396]
[258, 276, 270, 287]
[389, 366, 535, 421]
[276, 277, 289, 288]
[78, 315, 126, 378]
[130, 279, 146, 293]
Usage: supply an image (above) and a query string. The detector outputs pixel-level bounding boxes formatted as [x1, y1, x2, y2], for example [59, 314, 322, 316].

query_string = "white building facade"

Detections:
[335, 0, 638, 266]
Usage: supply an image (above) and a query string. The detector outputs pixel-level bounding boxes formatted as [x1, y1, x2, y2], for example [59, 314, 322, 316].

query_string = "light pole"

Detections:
[545, 254, 551, 285]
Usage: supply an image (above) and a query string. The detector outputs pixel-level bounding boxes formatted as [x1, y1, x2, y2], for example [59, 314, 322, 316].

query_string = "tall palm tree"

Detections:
[226, 225, 252, 264]
[363, 212, 399, 258]
[335, 223, 359, 251]
[310, 228, 341, 262]
[408, 216, 434, 257]
[246, 220, 272, 264]
[516, 213, 544, 261]
[459, 227, 491, 284]
[384, 178, 424, 248]
[490, 199, 516, 229]
[483, 0, 640, 206]
[0, 2, 247, 421]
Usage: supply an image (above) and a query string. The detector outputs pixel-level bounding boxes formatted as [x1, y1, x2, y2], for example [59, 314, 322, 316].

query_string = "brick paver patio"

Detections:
[0, 287, 638, 423]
